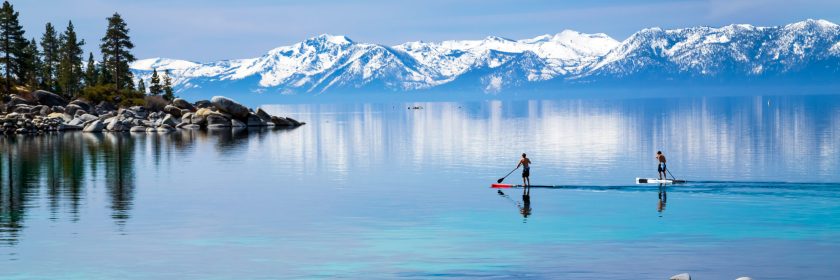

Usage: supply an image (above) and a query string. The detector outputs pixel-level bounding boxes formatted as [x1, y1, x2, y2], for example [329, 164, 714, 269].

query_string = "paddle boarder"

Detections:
[656, 151, 667, 180]
[517, 153, 531, 186]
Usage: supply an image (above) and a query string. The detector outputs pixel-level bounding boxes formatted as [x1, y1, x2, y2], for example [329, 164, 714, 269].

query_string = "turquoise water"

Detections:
[1, 95, 839, 279]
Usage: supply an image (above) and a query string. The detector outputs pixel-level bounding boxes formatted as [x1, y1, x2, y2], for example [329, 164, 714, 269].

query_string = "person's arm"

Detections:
[516, 160, 522, 168]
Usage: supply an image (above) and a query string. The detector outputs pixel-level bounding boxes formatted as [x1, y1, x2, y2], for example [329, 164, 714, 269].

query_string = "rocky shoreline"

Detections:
[1, 91, 304, 135]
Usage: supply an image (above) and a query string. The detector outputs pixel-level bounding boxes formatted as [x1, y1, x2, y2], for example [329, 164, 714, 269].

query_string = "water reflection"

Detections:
[658, 184, 667, 217]
[0, 127, 297, 244]
[1, 95, 838, 250]
[263, 95, 839, 185]
[495, 186, 533, 222]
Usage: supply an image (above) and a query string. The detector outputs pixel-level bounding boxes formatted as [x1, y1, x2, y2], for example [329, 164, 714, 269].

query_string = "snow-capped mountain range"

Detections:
[131, 19, 840, 99]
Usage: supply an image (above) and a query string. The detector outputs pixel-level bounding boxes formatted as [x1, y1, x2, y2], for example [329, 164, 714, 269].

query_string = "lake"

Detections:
[1, 94, 839, 279]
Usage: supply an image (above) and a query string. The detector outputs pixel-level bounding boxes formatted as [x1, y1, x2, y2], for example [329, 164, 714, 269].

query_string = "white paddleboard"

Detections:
[636, 178, 685, 184]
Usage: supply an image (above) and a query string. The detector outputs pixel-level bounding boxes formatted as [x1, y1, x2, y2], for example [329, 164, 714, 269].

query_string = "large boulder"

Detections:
[180, 112, 194, 125]
[78, 114, 98, 122]
[7, 94, 35, 107]
[82, 120, 105, 132]
[32, 90, 68, 107]
[246, 113, 265, 127]
[172, 98, 196, 111]
[47, 112, 72, 122]
[65, 104, 83, 116]
[206, 114, 230, 126]
[156, 124, 175, 133]
[95, 101, 117, 115]
[194, 108, 215, 118]
[194, 100, 211, 109]
[255, 108, 272, 122]
[31, 105, 50, 116]
[210, 96, 250, 120]
[129, 126, 147, 133]
[231, 118, 247, 128]
[163, 105, 182, 118]
[69, 100, 92, 113]
[106, 119, 129, 132]
[271, 116, 294, 126]
[127, 106, 147, 119]
[286, 117, 303, 126]
[160, 114, 179, 127]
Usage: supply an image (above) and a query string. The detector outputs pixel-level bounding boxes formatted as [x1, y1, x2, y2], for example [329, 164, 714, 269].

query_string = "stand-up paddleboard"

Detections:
[636, 178, 686, 184]
[491, 184, 560, 188]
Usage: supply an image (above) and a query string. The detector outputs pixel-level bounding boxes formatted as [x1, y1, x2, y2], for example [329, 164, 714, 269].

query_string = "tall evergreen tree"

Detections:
[96, 61, 112, 85]
[84, 52, 97, 87]
[57, 21, 85, 98]
[136, 78, 145, 94]
[0, 0, 26, 95]
[162, 70, 174, 101]
[148, 68, 161, 95]
[100, 13, 135, 90]
[40, 22, 60, 91]
[19, 37, 41, 88]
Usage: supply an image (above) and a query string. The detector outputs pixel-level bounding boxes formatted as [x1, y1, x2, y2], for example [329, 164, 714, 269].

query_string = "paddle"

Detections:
[496, 167, 519, 183]
[666, 168, 678, 181]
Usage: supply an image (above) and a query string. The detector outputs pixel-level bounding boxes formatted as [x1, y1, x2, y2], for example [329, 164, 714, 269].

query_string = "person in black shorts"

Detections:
[517, 153, 531, 186]
[656, 151, 667, 180]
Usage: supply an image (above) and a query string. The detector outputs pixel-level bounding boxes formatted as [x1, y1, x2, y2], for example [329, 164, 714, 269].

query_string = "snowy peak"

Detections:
[583, 19, 840, 78]
[131, 58, 200, 71]
[784, 19, 840, 31]
[130, 20, 840, 97]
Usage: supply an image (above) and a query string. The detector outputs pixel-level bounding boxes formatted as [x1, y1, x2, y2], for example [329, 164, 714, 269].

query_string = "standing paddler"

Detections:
[517, 153, 531, 186]
[656, 151, 667, 180]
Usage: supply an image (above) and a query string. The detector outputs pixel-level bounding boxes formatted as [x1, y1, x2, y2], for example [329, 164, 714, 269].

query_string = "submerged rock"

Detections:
[670, 273, 691, 280]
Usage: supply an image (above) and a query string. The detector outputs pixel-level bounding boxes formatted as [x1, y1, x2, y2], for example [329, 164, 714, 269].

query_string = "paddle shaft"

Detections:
[497, 167, 519, 183]
[666, 168, 677, 180]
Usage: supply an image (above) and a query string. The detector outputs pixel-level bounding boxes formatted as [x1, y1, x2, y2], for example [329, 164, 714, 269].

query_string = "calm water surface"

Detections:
[1, 95, 839, 279]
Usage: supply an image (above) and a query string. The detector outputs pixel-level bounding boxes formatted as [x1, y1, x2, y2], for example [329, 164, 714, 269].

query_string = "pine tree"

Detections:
[136, 78, 145, 94]
[162, 70, 174, 101]
[0, 0, 26, 96]
[100, 13, 135, 91]
[148, 68, 161, 95]
[40, 22, 60, 91]
[19, 37, 41, 88]
[57, 21, 85, 98]
[84, 52, 97, 87]
[96, 61, 112, 85]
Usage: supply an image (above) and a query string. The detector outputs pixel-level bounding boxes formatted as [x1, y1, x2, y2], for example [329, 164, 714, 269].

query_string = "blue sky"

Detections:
[13, 0, 840, 62]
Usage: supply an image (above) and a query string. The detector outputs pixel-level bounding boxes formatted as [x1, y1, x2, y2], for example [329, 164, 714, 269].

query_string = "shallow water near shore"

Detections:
[1, 94, 839, 279]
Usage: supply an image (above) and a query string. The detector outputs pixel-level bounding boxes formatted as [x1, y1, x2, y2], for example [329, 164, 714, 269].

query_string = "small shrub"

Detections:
[144, 95, 168, 112]
[80, 84, 146, 108]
